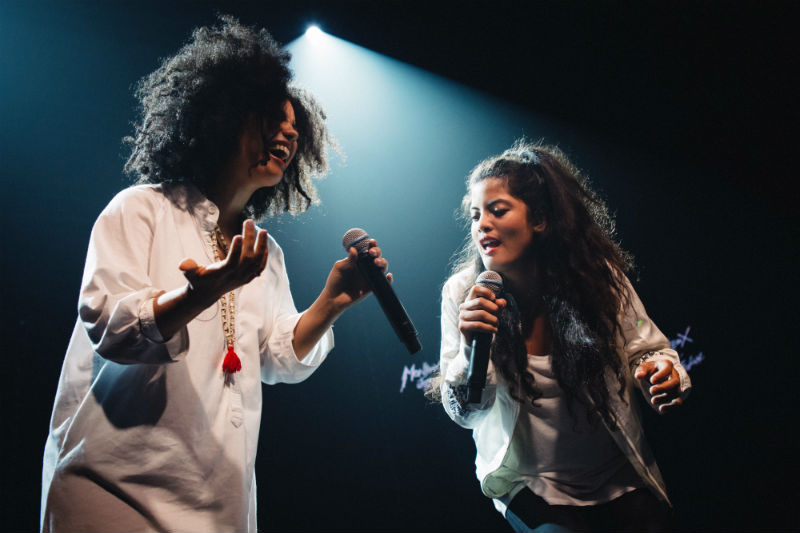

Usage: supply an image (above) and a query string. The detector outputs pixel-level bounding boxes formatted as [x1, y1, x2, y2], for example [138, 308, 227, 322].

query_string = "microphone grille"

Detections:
[476, 270, 503, 296]
[342, 227, 370, 253]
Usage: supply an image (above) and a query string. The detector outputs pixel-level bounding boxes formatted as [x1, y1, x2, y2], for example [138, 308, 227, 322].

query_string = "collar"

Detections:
[160, 182, 220, 232]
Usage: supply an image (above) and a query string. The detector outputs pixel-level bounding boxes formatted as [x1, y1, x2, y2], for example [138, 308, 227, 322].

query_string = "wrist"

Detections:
[183, 281, 219, 312]
[317, 288, 349, 320]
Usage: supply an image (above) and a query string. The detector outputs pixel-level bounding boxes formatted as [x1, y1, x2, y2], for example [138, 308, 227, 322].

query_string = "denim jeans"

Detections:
[506, 507, 575, 533]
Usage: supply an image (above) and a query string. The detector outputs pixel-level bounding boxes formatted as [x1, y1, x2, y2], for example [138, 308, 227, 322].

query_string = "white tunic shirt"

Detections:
[41, 184, 334, 532]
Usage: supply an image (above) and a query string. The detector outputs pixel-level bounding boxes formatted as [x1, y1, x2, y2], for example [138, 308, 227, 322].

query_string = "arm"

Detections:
[79, 188, 186, 364]
[292, 240, 389, 359]
[258, 239, 388, 384]
[439, 273, 506, 428]
[619, 278, 692, 413]
[82, 190, 272, 364]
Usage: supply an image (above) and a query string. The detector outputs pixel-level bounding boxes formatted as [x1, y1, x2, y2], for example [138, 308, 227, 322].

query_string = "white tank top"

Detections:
[491, 354, 645, 506]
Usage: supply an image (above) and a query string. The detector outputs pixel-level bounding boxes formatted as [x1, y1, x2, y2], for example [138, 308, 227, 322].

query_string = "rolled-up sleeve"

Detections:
[618, 278, 691, 405]
[78, 189, 189, 365]
[258, 240, 333, 384]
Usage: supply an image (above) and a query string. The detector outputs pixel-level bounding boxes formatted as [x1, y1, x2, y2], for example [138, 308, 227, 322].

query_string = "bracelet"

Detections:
[634, 350, 659, 369]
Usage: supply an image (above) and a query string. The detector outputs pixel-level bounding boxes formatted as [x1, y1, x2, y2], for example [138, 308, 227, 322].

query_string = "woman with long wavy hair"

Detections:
[41, 16, 389, 532]
[431, 140, 691, 532]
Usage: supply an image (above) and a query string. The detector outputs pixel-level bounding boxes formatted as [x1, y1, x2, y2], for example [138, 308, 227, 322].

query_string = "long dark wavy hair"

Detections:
[123, 15, 334, 219]
[434, 140, 634, 429]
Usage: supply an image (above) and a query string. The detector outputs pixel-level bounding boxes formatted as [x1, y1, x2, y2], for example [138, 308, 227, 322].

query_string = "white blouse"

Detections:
[41, 184, 334, 532]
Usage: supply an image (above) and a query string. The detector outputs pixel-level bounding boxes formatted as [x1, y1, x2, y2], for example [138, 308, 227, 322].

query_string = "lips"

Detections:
[267, 142, 291, 164]
[480, 236, 501, 253]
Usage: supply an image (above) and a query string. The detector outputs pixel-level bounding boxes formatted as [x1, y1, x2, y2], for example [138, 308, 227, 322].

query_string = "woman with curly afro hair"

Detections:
[431, 140, 691, 532]
[41, 16, 389, 532]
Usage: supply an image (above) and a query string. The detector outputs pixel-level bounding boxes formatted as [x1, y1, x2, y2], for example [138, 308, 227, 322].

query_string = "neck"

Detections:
[500, 261, 540, 309]
[501, 262, 551, 354]
[206, 177, 253, 240]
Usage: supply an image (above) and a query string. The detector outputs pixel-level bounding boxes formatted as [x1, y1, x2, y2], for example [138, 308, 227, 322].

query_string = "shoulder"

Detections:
[101, 184, 169, 218]
[259, 228, 288, 273]
[264, 230, 284, 257]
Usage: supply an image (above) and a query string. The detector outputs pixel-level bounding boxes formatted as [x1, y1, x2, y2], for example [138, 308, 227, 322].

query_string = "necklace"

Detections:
[211, 226, 241, 377]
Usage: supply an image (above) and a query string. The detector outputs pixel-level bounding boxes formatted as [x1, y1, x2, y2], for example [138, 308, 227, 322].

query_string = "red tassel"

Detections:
[222, 344, 242, 374]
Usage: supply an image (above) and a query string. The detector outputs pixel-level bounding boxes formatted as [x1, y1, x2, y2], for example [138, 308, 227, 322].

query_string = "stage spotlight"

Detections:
[305, 25, 323, 39]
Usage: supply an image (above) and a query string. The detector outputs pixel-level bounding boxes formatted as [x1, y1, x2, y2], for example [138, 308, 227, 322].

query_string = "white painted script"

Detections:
[399, 361, 439, 393]
[670, 326, 705, 371]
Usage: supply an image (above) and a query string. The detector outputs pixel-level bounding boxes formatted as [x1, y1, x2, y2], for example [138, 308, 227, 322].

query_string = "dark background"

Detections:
[1, 1, 797, 531]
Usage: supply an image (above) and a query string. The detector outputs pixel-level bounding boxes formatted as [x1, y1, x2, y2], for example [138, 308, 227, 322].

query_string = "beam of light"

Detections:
[278, 30, 556, 379]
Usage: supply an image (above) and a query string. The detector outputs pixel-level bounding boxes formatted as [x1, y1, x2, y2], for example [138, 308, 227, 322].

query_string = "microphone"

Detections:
[467, 270, 503, 403]
[342, 228, 422, 354]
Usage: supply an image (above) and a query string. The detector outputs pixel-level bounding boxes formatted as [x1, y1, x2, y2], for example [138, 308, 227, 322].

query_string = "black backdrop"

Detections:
[1, 1, 797, 531]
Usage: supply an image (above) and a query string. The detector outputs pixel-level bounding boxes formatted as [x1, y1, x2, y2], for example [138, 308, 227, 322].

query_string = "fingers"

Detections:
[649, 360, 674, 384]
[460, 294, 505, 315]
[468, 285, 500, 302]
[349, 243, 391, 281]
[459, 284, 506, 337]
[460, 308, 501, 328]
[252, 224, 268, 269]
[227, 234, 244, 265]
[649, 368, 680, 396]
[366, 240, 388, 272]
[636, 359, 682, 413]
[657, 396, 683, 414]
[242, 218, 257, 249]
[650, 382, 683, 412]
[221, 220, 268, 283]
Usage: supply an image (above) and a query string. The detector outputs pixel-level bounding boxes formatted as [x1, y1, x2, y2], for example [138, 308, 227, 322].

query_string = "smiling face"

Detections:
[470, 176, 545, 276]
[258, 99, 299, 184]
[229, 100, 299, 194]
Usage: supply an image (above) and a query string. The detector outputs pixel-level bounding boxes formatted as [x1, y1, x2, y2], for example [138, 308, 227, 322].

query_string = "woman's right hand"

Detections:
[180, 219, 268, 306]
[458, 285, 507, 343]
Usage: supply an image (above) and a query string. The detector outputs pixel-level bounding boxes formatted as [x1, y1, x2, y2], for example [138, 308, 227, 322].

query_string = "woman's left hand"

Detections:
[322, 239, 391, 312]
[635, 359, 683, 414]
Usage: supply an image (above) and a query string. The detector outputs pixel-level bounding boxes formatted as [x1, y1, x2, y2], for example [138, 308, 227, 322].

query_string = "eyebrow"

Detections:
[471, 199, 509, 210]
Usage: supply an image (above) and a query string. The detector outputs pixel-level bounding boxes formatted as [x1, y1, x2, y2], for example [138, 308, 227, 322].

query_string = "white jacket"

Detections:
[438, 268, 691, 515]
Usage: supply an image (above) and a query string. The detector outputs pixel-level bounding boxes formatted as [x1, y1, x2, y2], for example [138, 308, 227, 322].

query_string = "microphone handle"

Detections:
[467, 332, 492, 403]
[356, 252, 421, 354]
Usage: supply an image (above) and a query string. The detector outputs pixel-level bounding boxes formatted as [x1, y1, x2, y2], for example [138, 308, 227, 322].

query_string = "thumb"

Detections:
[179, 258, 199, 273]
[179, 258, 200, 286]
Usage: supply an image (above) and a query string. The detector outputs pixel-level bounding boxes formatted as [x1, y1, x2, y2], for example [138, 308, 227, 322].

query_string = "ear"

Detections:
[531, 220, 547, 233]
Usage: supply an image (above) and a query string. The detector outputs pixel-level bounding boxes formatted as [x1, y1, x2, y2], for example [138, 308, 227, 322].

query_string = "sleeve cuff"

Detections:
[268, 312, 333, 368]
[138, 297, 189, 361]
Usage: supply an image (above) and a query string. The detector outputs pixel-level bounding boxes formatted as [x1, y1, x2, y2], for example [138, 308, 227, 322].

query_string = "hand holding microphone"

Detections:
[342, 228, 421, 354]
[458, 271, 505, 403]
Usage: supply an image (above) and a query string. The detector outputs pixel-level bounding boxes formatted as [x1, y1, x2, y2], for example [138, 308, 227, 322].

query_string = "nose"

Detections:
[281, 120, 298, 143]
[476, 212, 493, 234]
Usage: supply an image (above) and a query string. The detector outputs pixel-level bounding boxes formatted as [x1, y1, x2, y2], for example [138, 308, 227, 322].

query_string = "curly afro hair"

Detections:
[124, 15, 333, 219]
